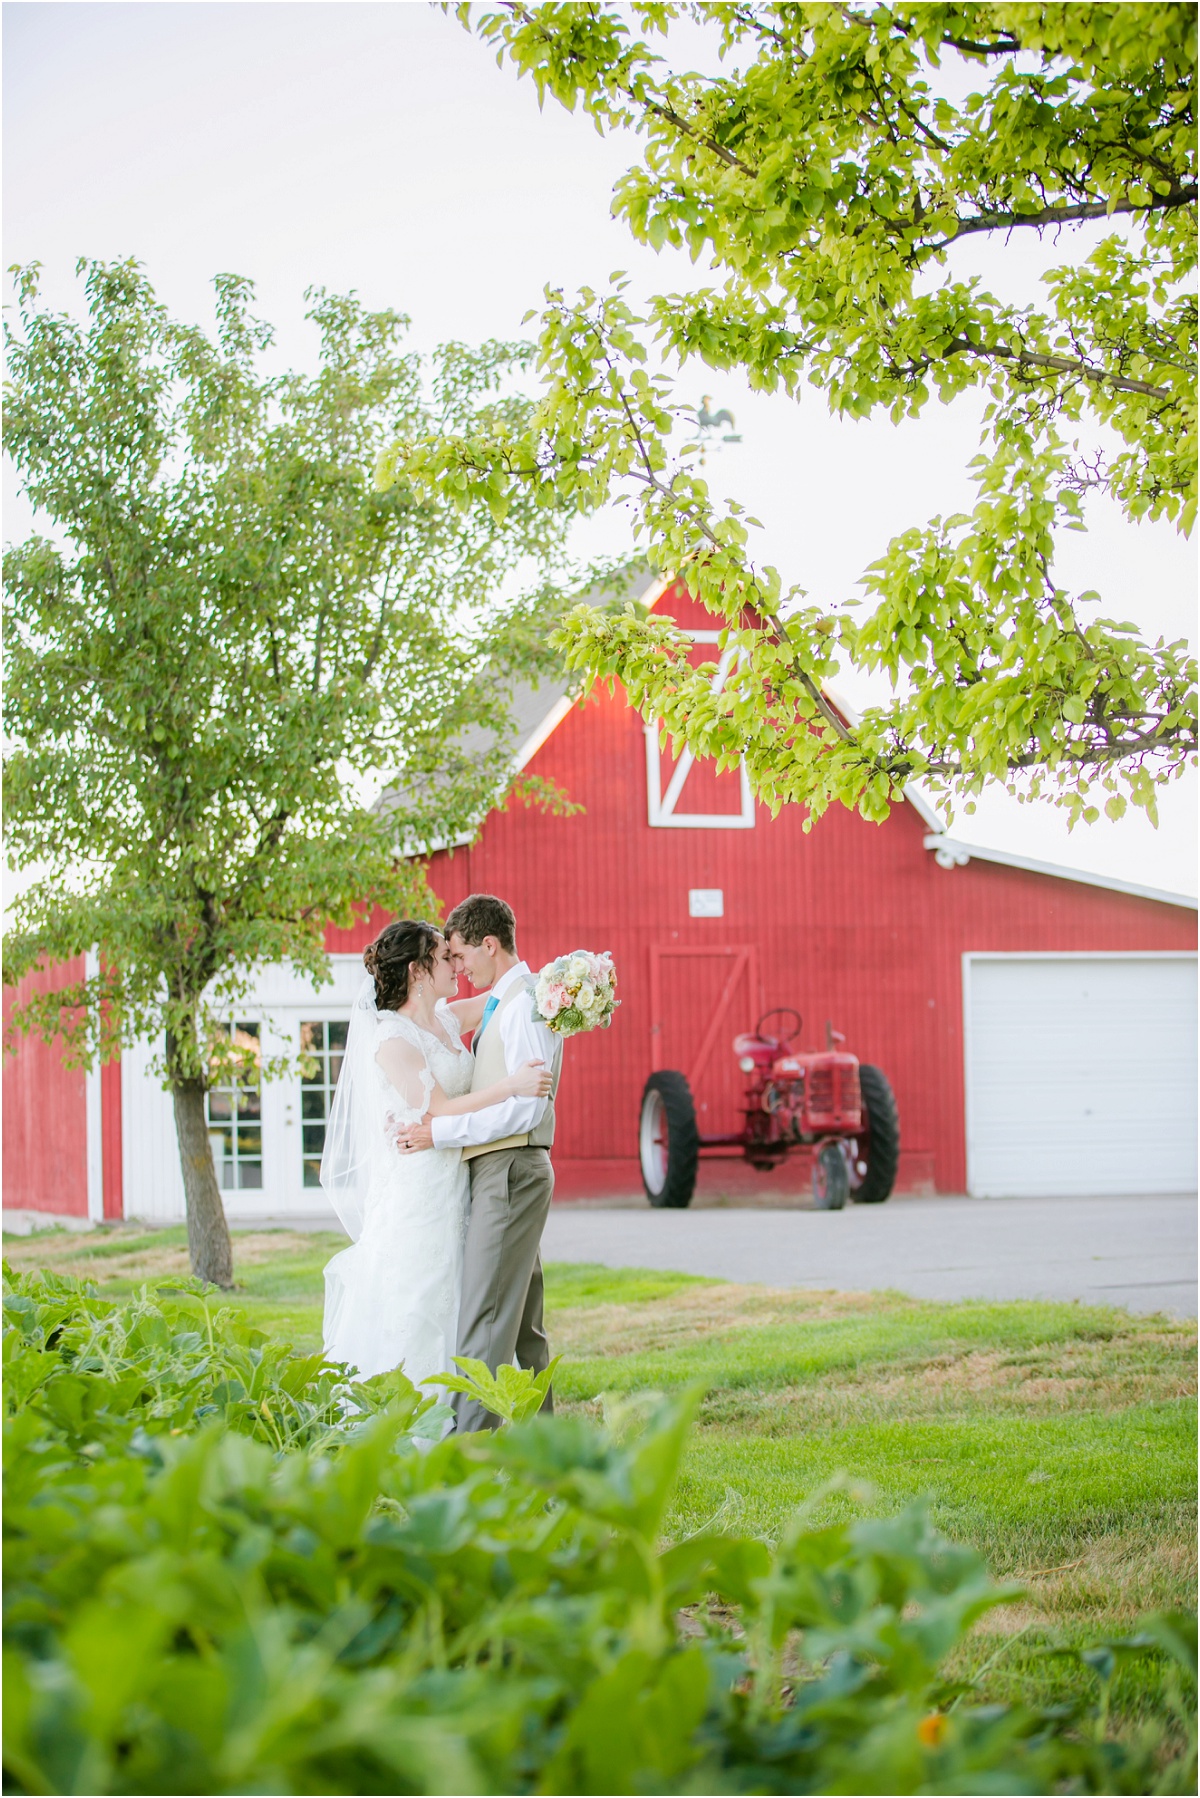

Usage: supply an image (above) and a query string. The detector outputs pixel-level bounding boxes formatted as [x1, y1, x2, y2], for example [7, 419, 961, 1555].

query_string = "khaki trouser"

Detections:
[452, 1145, 555, 1433]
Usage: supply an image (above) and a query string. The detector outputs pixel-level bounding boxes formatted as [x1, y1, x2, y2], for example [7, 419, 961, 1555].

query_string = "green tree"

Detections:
[390, 1, 1196, 828]
[4, 261, 575, 1283]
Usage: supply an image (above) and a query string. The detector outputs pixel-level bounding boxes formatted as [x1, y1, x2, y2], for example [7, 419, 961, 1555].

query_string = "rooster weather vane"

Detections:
[690, 395, 743, 463]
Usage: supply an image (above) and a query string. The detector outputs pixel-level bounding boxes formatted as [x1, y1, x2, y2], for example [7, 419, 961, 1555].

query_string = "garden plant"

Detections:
[4, 1261, 1195, 1795]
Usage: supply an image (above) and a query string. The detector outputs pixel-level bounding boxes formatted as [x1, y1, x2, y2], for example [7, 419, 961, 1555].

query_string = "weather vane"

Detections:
[690, 395, 743, 463]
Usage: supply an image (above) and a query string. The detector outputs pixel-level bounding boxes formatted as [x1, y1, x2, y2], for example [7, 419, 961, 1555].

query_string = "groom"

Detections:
[398, 892, 563, 1432]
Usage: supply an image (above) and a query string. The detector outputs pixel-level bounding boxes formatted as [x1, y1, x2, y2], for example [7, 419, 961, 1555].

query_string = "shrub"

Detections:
[1, 1265, 441, 1456]
[3, 1270, 1195, 1795]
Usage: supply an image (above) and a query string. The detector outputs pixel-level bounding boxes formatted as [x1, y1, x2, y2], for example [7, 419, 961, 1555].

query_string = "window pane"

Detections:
[207, 1021, 264, 1191]
[299, 1019, 349, 1189]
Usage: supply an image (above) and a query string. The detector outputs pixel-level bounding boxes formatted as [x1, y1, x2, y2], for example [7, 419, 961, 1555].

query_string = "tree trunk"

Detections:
[171, 1078, 235, 1288]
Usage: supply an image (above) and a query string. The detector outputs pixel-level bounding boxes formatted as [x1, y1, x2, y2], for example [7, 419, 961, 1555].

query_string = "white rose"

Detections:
[576, 982, 596, 1012]
[569, 957, 589, 982]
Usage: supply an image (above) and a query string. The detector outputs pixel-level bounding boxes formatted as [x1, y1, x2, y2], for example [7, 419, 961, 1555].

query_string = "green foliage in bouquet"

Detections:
[4, 1270, 1196, 1795]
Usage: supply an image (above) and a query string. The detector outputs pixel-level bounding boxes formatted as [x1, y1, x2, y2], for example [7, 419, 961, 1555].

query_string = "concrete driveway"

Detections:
[541, 1193, 1198, 1317]
[35, 1190, 1188, 1319]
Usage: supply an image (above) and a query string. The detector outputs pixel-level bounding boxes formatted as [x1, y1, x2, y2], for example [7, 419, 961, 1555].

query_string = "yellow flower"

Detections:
[917, 1713, 948, 1748]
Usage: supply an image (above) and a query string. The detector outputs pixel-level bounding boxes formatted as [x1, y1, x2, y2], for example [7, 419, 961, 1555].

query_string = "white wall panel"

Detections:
[122, 1035, 186, 1221]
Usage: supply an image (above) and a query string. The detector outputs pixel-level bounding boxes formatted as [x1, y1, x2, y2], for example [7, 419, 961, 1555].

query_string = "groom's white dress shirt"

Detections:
[430, 960, 557, 1150]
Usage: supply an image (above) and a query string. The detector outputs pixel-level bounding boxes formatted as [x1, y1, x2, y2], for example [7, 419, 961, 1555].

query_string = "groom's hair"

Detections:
[444, 893, 516, 953]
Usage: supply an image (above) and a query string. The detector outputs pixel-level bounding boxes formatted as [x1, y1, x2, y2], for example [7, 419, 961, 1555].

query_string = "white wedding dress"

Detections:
[321, 996, 471, 1389]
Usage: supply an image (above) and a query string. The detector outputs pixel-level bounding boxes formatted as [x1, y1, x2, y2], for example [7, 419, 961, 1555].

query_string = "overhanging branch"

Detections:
[942, 335, 1174, 400]
[943, 185, 1197, 245]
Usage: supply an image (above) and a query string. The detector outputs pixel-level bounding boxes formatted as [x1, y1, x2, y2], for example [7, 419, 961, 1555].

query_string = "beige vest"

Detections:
[462, 974, 563, 1162]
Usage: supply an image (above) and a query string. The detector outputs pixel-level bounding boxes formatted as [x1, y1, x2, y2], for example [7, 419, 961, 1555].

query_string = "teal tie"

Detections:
[476, 993, 499, 1041]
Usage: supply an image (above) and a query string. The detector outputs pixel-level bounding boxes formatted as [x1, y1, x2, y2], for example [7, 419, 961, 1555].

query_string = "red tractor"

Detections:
[638, 1009, 900, 1210]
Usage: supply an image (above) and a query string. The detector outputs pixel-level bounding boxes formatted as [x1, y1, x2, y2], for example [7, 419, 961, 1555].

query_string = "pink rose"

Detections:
[541, 983, 569, 1019]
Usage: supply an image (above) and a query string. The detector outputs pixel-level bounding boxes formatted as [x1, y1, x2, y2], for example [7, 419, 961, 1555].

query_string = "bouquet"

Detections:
[533, 950, 619, 1037]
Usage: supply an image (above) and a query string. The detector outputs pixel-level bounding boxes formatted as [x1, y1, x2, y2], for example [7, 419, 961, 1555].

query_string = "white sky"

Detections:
[4, 0, 1196, 897]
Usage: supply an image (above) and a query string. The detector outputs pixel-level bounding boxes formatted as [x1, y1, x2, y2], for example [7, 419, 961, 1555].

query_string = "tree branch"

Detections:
[938, 33, 1022, 57]
[943, 184, 1197, 244]
[600, 346, 853, 745]
[942, 335, 1174, 400]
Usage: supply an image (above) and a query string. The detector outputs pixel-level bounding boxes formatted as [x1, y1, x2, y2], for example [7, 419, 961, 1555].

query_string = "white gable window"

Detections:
[645, 633, 755, 830]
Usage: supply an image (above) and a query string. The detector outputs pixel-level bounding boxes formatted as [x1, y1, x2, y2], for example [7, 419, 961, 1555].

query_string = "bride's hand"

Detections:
[506, 1058, 553, 1099]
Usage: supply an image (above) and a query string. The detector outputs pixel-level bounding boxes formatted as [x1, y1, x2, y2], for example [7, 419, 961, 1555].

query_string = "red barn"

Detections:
[5, 577, 1196, 1223]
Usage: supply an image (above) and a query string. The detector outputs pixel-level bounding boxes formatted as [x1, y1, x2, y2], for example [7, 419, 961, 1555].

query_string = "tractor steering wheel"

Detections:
[756, 1008, 802, 1047]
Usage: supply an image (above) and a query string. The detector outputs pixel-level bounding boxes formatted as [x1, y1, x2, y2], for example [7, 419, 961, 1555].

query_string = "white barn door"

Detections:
[964, 953, 1197, 1198]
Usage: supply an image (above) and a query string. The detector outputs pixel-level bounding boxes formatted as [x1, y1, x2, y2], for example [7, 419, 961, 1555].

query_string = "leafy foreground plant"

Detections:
[4, 1272, 1195, 1795]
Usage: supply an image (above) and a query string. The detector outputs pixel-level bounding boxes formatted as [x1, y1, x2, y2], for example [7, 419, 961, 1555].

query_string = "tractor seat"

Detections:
[732, 1032, 778, 1062]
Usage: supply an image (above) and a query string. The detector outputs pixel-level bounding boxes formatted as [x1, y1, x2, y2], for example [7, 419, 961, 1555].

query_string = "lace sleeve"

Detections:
[374, 1015, 435, 1124]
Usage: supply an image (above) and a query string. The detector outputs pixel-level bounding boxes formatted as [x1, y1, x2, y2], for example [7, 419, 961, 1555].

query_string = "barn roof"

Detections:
[812, 683, 1196, 911]
[921, 836, 1197, 910]
[376, 566, 662, 852]
[405, 566, 1197, 913]
[490, 565, 666, 775]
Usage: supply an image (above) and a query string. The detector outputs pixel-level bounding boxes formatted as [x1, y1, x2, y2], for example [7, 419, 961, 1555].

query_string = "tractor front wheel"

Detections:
[850, 1065, 900, 1203]
[639, 1071, 699, 1208]
[812, 1141, 849, 1210]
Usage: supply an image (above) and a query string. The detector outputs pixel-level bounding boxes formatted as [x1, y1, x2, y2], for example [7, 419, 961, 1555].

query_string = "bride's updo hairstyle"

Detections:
[363, 920, 442, 1012]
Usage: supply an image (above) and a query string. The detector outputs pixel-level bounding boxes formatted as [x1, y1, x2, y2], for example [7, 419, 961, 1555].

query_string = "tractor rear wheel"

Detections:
[639, 1072, 699, 1208]
[812, 1141, 849, 1210]
[851, 1064, 900, 1203]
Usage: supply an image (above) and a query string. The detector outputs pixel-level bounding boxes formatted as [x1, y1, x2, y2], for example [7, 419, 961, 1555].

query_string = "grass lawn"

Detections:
[6, 1220, 1196, 1737]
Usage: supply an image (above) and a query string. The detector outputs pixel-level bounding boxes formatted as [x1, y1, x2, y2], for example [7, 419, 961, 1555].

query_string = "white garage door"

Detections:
[964, 954, 1197, 1197]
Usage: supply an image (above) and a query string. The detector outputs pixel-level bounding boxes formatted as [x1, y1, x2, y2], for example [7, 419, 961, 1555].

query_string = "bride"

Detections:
[320, 918, 552, 1389]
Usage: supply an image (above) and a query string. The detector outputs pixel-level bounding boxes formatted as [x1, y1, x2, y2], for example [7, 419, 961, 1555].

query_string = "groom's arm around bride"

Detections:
[407, 893, 563, 1433]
